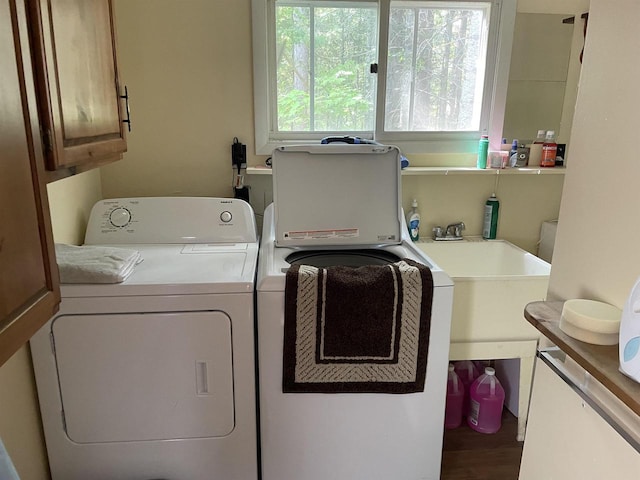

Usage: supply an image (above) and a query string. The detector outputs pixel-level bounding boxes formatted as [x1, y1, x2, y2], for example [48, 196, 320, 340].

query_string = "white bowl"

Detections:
[560, 299, 622, 345]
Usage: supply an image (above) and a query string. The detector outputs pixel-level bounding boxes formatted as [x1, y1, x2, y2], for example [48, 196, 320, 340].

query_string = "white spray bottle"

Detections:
[620, 277, 640, 382]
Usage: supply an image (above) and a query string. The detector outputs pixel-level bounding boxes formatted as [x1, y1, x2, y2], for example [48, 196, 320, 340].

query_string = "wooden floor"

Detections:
[440, 410, 523, 480]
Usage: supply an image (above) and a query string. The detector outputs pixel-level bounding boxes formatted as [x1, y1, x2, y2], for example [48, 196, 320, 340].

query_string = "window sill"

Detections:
[246, 166, 567, 176]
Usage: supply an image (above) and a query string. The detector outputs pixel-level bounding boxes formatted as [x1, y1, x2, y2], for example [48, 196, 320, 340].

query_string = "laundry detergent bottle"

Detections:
[467, 367, 505, 434]
[445, 364, 464, 429]
[407, 199, 420, 241]
[620, 276, 640, 382]
[454, 360, 480, 416]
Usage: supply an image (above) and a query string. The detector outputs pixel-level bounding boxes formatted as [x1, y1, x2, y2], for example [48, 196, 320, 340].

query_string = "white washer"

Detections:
[257, 146, 454, 480]
[30, 197, 259, 480]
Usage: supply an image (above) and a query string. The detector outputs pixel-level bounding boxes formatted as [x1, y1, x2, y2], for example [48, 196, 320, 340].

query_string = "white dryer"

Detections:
[30, 197, 259, 480]
[256, 145, 454, 480]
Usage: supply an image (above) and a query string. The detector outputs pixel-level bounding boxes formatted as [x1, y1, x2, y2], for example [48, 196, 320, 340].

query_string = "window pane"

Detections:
[275, 2, 377, 132]
[276, 6, 311, 131]
[385, 2, 489, 132]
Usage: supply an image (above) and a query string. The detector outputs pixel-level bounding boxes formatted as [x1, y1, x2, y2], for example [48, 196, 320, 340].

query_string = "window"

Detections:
[384, 3, 489, 132]
[275, 3, 378, 133]
[252, 0, 516, 155]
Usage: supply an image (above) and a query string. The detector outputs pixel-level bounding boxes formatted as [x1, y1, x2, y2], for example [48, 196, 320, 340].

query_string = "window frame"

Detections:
[252, 0, 516, 156]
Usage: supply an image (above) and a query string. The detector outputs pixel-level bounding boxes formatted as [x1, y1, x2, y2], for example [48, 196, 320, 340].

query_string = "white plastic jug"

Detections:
[619, 277, 640, 382]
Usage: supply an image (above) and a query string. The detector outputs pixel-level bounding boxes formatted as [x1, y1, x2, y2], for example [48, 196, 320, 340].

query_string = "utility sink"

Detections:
[417, 238, 550, 342]
[419, 238, 550, 278]
[416, 237, 551, 442]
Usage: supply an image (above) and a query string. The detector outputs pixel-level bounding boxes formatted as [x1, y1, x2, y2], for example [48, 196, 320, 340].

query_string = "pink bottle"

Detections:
[445, 364, 464, 429]
[467, 367, 505, 434]
[453, 360, 479, 416]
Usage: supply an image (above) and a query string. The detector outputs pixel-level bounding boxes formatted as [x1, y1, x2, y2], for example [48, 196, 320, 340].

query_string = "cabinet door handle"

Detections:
[120, 85, 132, 132]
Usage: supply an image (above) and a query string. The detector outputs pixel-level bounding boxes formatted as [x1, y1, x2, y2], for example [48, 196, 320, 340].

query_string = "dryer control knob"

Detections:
[109, 207, 132, 228]
[220, 211, 232, 223]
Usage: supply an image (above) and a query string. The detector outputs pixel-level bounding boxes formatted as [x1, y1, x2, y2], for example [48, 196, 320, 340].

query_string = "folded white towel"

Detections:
[55, 244, 143, 284]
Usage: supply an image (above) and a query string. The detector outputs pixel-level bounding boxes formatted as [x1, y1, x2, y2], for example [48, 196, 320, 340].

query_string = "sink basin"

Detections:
[417, 238, 550, 279]
[417, 238, 550, 342]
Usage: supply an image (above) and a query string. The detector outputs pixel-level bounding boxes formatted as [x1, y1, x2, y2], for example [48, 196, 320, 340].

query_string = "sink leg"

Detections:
[518, 355, 536, 442]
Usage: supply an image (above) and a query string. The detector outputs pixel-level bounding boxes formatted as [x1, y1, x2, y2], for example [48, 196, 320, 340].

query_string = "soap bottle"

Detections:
[407, 199, 420, 241]
[477, 135, 489, 169]
[482, 194, 499, 240]
[508, 139, 518, 167]
[528, 129, 545, 167]
[540, 130, 557, 167]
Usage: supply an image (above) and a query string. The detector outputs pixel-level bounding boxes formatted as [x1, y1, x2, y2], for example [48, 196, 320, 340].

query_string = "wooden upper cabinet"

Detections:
[28, 0, 127, 172]
[1, 0, 60, 367]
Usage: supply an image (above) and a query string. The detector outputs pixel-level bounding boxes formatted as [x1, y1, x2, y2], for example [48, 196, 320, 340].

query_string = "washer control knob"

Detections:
[109, 207, 132, 228]
[220, 211, 232, 223]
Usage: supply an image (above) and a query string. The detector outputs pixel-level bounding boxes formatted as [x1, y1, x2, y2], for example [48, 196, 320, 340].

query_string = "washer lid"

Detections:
[272, 144, 402, 248]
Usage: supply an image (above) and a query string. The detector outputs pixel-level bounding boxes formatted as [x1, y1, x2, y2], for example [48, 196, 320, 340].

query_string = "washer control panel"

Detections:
[84, 197, 257, 245]
[109, 207, 133, 228]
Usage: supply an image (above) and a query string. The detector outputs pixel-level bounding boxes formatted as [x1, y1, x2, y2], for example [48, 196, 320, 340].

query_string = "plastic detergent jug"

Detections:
[620, 277, 640, 383]
[445, 364, 464, 429]
[454, 360, 480, 416]
[467, 367, 505, 434]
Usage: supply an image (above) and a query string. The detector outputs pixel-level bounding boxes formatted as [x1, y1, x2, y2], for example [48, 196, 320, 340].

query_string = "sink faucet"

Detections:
[433, 221, 465, 241]
[446, 221, 466, 238]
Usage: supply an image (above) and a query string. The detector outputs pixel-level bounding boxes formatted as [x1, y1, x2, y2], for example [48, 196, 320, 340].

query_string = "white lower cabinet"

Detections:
[519, 357, 640, 480]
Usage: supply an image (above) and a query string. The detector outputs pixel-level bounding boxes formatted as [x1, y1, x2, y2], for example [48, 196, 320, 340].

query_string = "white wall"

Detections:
[402, 174, 564, 253]
[101, 0, 256, 199]
[503, 13, 573, 145]
[548, 0, 640, 307]
[46, 170, 103, 244]
[517, 0, 589, 15]
[513, 0, 589, 151]
[249, 170, 564, 254]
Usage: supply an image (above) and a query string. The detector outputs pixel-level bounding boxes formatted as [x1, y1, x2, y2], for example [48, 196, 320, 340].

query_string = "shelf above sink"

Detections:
[246, 166, 566, 176]
[401, 166, 566, 176]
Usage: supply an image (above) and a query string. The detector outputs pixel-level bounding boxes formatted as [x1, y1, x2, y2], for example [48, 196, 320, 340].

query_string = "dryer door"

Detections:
[52, 311, 234, 443]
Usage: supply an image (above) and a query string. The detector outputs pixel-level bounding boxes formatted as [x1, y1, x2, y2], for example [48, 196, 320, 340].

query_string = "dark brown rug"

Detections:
[283, 258, 433, 393]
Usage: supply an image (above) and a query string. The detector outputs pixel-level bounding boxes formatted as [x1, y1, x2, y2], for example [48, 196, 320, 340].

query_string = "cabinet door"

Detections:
[0, 0, 60, 367]
[29, 0, 127, 171]
[519, 359, 640, 479]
